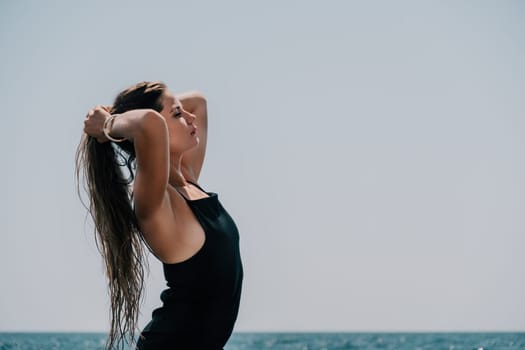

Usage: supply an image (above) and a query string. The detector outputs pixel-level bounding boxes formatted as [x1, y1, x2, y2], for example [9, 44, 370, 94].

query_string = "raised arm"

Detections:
[83, 107, 170, 220]
[178, 92, 208, 182]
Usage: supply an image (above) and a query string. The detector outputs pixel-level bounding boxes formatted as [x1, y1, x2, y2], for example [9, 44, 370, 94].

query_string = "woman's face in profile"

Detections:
[160, 90, 199, 152]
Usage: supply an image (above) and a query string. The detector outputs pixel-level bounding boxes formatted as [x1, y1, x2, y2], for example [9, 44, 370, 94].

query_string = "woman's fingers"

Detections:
[83, 106, 111, 143]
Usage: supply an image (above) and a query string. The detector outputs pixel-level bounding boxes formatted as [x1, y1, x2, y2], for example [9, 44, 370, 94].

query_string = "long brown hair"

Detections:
[76, 81, 166, 349]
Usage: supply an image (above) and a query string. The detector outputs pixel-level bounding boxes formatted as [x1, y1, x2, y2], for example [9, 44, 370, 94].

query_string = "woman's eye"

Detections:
[174, 108, 182, 117]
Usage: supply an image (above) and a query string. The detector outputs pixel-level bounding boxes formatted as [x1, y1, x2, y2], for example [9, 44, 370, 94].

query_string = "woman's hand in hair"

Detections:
[84, 106, 111, 143]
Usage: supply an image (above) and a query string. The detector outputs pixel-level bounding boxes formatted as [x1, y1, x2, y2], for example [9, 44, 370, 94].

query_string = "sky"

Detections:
[1, 0, 524, 333]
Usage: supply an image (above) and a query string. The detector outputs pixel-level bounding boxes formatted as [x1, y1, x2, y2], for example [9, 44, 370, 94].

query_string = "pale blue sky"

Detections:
[1, 0, 524, 332]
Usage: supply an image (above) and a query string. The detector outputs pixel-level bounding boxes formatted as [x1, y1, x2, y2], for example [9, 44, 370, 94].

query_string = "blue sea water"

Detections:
[0, 332, 523, 350]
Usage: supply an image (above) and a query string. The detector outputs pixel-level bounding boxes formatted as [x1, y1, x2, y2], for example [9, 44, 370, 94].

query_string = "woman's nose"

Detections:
[185, 112, 197, 123]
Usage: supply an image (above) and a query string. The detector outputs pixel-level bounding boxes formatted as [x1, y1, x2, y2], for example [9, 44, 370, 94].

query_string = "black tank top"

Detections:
[141, 182, 243, 349]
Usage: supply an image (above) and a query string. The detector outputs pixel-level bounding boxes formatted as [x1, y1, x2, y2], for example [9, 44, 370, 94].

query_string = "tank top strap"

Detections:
[174, 181, 211, 202]
[187, 180, 206, 192]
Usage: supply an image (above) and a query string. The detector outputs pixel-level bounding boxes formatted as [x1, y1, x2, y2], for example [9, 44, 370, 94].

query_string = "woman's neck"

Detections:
[168, 155, 188, 187]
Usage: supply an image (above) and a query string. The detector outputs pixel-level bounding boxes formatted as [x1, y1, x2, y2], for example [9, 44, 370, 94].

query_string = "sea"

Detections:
[0, 332, 524, 350]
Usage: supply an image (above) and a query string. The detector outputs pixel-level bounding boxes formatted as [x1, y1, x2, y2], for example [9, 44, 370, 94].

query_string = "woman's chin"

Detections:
[187, 138, 199, 149]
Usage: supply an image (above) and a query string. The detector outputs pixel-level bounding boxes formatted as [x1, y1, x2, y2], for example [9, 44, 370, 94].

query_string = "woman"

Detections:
[76, 81, 243, 350]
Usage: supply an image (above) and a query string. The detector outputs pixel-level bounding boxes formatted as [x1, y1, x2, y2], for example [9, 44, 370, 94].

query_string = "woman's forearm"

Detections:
[109, 109, 165, 142]
[178, 91, 207, 115]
